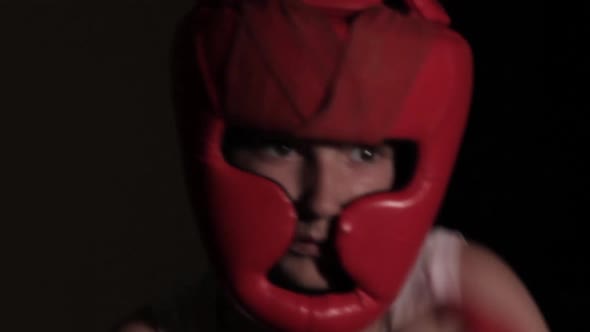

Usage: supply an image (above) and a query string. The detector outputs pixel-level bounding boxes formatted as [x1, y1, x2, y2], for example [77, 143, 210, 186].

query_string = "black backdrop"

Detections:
[1, 1, 582, 331]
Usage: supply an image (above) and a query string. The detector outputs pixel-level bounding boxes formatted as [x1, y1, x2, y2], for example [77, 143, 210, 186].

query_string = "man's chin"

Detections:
[269, 254, 332, 294]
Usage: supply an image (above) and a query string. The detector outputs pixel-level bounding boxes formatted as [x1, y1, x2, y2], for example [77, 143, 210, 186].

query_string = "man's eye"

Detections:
[350, 147, 379, 162]
[261, 143, 296, 158]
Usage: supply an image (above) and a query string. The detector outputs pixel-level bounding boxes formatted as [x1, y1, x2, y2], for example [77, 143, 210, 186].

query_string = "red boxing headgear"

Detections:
[190, 0, 473, 331]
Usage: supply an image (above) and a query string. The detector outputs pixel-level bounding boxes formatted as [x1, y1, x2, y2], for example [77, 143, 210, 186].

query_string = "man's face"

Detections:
[224, 129, 395, 293]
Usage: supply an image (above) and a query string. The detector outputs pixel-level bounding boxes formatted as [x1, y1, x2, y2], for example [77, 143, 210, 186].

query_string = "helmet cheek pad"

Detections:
[195, 25, 473, 332]
[337, 30, 473, 301]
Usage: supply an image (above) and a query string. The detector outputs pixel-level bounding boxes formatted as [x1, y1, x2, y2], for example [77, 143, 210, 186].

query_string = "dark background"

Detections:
[1, 1, 582, 331]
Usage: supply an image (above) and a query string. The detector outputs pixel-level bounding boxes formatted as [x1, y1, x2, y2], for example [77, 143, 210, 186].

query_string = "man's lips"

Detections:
[288, 236, 325, 257]
[289, 240, 321, 257]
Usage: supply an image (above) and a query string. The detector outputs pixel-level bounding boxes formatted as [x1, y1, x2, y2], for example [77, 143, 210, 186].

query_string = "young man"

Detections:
[120, 0, 548, 331]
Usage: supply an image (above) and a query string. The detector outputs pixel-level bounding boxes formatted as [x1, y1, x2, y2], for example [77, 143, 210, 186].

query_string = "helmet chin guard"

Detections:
[191, 1, 473, 331]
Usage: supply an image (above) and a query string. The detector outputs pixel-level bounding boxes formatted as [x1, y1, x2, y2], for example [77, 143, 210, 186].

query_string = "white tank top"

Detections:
[388, 227, 466, 329]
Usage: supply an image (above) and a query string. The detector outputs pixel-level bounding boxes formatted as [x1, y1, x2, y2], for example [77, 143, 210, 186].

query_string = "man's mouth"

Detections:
[289, 237, 323, 257]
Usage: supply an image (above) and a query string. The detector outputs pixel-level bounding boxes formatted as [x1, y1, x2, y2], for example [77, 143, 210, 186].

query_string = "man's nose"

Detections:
[299, 150, 347, 220]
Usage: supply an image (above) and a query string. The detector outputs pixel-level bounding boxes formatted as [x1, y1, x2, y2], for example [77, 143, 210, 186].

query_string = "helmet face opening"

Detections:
[221, 126, 418, 295]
